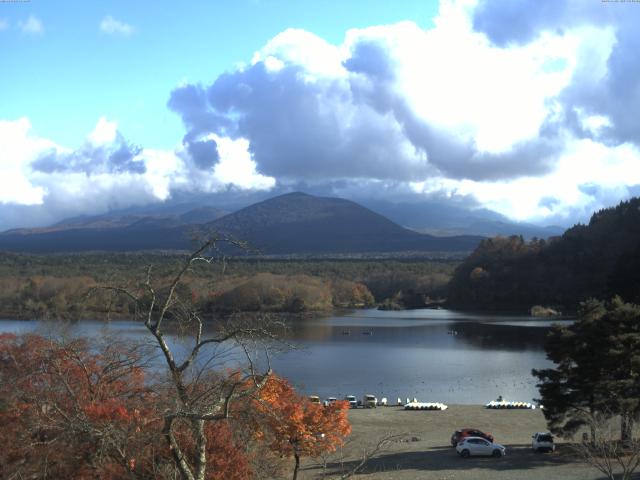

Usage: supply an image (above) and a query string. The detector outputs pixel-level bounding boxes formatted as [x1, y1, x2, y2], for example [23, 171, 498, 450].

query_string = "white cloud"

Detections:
[166, 0, 638, 224]
[412, 137, 640, 222]
[0, 19, 8, 31]
[0, 117, 275, 226]
[88, 117, 118, 146]
[212, 135, 276, 190]
[4, 0, 640, 228]
[253, 28, 347, 77]
[18, 15, 43, 35]
[99, 15, 135, 36]
[0, 118, 48, 205]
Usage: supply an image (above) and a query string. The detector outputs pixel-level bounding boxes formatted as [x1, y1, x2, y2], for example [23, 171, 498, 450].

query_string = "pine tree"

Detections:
[533, 297, 640, 442]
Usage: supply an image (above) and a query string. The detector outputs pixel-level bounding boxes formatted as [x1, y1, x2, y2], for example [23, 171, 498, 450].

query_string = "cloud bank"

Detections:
[166, 0, 640, 223]
[0, 117, 274, 230]
[2, 0, 640, 230]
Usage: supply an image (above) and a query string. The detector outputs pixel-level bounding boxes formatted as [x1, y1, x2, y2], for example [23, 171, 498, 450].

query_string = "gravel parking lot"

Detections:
[297, 405, 614, 480]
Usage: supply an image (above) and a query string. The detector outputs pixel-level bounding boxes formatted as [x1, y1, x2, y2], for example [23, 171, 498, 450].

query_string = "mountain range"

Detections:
[0, 193, 485, 255]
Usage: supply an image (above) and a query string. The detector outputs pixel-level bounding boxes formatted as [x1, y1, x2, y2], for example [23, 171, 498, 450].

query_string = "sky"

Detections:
[1, 0, 640, 230]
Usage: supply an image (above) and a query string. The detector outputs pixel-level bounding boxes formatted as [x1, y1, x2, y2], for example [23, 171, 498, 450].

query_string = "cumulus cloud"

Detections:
[3, 0, 640, 230]
[0, 118, 48, 205]
[0, 117, 274, 231]
[18, 15, 43, 35]
[32, 118, 146, 175]
[164, 0, 640, 223]
[99, 15, 135, 36]
[170, 6, 577, 185]
[473, 0, 640, 146]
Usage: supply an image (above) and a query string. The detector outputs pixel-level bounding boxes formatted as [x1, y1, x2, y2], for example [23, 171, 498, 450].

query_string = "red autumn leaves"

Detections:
[0, 333, 351, 479]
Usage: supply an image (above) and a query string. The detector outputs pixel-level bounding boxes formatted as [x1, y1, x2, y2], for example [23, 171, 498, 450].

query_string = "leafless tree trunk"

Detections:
[97, 235, 284, 480]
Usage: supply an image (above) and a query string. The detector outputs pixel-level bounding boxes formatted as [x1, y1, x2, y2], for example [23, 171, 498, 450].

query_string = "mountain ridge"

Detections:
[0, 192, 483, 255]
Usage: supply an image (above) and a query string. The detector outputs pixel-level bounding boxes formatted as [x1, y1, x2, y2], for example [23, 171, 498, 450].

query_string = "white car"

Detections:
[456, 436, 506, 458]
[344, 395, 358, 408]
[532, 432, 555, 452]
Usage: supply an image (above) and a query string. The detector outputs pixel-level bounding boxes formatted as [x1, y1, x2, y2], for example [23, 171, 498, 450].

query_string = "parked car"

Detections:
[532, 432, 555, 452]
[362, 394, 377, 408]
[450, 428, 494, 447]
[309, 395, 321, 404]
[324, 397, 337, 407]
[344, 395, 358, 408]
[456, 437, 506, 458]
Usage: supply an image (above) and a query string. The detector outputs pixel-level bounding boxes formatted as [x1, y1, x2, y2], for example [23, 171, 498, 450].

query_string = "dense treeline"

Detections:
[447, 198, 640, 312]
[0, 253, 456, 318]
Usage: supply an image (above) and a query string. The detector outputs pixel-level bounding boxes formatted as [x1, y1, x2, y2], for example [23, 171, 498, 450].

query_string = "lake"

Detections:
[0, 309, 570, 405]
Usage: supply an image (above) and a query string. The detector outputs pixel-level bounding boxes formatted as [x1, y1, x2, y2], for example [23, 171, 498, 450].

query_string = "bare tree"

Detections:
[572, 411, 640, 480]
[96, 235, 285, 480]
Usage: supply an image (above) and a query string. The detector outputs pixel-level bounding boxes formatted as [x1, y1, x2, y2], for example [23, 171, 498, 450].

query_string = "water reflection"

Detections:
[0, 309, 570, 405]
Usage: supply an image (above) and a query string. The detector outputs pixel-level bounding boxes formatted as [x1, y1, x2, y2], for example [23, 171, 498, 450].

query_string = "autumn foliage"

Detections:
[0, 333, 351, 479]
[256, 376, 351, 457]
[234, 376, 351, 479]
[0, 333, 155, 478]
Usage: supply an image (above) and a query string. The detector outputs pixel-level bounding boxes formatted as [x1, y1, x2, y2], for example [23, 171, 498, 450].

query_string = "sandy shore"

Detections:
[297, 405, 606, 480]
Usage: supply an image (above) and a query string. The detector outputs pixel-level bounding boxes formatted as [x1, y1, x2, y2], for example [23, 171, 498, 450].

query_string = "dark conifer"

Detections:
[533, 297, 640, 441]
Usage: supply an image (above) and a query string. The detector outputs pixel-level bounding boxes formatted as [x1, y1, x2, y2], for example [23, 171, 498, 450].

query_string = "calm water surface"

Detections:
[0, 309, 571, 405]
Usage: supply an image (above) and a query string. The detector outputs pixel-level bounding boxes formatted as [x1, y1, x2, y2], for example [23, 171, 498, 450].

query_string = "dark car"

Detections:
[451, 428, 494, 447]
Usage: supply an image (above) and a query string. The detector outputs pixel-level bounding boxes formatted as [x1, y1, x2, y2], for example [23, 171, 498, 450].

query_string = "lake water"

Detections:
[0, 309, 571, 405]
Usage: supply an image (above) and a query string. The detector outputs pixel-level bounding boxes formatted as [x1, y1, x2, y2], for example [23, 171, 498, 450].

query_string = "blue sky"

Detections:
[1, 0, 640, 231]
[2, 0, 437, 149]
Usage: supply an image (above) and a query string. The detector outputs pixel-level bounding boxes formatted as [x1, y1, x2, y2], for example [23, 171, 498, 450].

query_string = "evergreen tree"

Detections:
[533, 299, 610, 440]
[533, 298, 640, 441]
[600, 297, 640, 442]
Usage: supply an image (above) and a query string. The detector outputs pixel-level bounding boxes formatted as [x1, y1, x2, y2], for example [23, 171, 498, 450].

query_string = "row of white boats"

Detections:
[485, 400, 539, 409]
[404, 401, 449, 411]
[316, 395, 537, 411]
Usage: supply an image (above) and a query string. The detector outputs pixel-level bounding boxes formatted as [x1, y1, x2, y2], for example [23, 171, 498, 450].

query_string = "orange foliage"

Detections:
[253, 376, 351, 459]
[0, 335, 347, 479]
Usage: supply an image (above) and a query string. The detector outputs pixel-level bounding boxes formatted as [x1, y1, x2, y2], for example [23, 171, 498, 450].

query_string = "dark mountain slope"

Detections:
[206, 192, 482, 254]
[447, 197, 640, 311]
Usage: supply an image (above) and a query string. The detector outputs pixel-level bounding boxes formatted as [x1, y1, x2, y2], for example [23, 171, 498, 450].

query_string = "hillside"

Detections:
[0, 193, 482, 255]
[206, 192, 482, 254]
[446, 197, 640, 311]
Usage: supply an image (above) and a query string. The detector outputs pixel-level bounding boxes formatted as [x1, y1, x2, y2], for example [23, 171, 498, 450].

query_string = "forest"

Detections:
[0, 253, 456, 319]
[447, 198, 640, 312]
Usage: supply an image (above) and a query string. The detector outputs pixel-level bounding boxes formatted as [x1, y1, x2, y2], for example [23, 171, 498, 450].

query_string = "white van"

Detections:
[362, 394, 377, 408]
